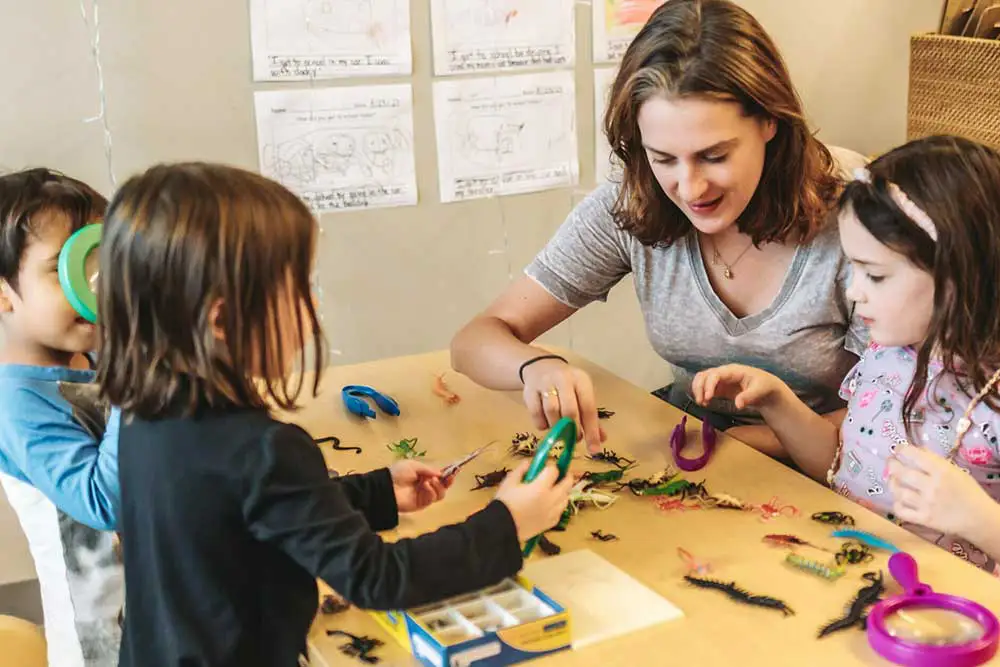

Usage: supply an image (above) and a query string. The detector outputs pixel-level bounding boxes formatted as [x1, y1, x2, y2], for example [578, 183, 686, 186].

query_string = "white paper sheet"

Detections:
[593, 0, 666, 63]
[523, 549, 684, 648]
[594, 66, 623, 185]
[254, 85, 418, 212]
[249, 0, 412, 80]
[429, 0, 575, 75]
[433, 72, 578, 203]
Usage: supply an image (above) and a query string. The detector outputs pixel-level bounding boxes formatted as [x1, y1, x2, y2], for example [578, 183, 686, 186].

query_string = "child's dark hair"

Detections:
[0, 168, 107, 289]
[837, 135, 1000, 439]
[96, 162, 325, 419]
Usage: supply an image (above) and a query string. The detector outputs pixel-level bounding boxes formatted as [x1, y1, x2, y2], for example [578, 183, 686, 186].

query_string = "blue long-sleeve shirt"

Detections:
[0, 364, 120, 531]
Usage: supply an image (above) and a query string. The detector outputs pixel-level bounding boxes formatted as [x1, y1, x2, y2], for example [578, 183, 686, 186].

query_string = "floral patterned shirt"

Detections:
[833, 343, 1000, 574]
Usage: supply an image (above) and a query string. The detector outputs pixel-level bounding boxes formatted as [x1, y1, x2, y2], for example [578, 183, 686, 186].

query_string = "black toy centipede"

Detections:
[684, 575, 794, 616]
[314, 436, 363, 454]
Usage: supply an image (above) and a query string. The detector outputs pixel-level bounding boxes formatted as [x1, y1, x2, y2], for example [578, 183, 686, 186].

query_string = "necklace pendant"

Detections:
[723, 267, 733, 279]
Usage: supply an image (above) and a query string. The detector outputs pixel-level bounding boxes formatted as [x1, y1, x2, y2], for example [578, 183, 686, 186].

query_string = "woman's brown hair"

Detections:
[97, 162, 326, 420]
[604, 0, 841, 246]
[838, 135, 1000, 440]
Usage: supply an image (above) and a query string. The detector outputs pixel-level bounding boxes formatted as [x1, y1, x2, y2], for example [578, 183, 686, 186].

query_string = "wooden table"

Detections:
[293, 349, 1000, 666]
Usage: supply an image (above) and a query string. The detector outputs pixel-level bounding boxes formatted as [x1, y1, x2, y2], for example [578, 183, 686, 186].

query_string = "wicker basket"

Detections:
[907, 34, 1000, 150]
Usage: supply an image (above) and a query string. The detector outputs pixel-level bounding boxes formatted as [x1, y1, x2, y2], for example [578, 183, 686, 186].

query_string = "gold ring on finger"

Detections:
[542, 388, 559, 398]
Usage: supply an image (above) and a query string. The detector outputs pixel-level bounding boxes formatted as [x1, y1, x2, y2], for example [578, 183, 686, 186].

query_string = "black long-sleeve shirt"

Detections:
[117, 406, 523, 667]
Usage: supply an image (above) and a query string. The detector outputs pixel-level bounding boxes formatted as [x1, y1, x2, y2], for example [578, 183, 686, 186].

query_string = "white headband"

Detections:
[852, 167, 938, 242]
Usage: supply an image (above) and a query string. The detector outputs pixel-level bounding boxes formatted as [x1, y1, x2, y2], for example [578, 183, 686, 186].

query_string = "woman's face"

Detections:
[637, 95, 776, 235]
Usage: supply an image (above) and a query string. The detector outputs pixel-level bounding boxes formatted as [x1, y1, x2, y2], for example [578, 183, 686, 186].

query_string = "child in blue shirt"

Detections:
[0, 168, 122, 666]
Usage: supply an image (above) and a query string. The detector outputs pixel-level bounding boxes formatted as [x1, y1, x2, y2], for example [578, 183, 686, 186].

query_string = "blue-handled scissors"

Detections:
[341, 385, 400, 419]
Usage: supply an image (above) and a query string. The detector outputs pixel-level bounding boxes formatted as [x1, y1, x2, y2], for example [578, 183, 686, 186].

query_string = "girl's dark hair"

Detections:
[0, 168, 106, 289]
[604, 0, 841, 246]
[838, 135, 1000, 440]
[97, 162, 325, 419]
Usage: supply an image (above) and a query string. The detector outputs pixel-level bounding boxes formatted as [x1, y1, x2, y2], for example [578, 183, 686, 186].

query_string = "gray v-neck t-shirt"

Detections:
[525, 179, 869, 425]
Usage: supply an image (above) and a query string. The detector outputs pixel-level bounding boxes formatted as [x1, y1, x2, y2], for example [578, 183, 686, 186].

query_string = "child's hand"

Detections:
[692, 364, 784, 409]
[494, 461, 575, 543]
[389, 461, 451, 513]
[888, 445, 996, 538]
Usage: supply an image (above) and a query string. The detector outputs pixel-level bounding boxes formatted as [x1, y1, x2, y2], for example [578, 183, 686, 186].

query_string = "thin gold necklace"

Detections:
[710, 236, 754, 279]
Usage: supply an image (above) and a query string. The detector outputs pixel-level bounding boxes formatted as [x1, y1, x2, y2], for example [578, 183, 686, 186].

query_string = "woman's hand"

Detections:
[521, 359, 605, 454]
[389, 461, 452, 513]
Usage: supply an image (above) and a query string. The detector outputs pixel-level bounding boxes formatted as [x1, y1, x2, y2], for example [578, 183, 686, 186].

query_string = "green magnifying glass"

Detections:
[521, 417, 576, 557]
[58, 222, 102, 323]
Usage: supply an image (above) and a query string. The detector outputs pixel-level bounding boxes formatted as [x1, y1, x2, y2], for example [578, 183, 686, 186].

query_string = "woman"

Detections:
[450, 0, 868, 457]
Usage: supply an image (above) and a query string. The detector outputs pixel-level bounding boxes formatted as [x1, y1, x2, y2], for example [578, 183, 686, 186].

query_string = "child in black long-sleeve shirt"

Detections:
[95, 162, 573, 667]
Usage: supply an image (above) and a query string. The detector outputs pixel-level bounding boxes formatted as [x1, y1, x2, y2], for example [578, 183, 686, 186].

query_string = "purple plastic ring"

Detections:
[867, 552, 999, 666]
[670, 415, 717, 472]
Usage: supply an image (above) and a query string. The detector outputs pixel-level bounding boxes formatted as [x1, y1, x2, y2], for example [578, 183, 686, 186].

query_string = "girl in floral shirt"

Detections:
[692, 135, 1000, 574]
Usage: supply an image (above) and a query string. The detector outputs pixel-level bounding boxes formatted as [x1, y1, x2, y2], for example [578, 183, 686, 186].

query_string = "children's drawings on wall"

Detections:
[249, 0, 412, 80]
[594, 67, 623, 185]
[429, 0, 575, 75]
[254, 85, 418, 211]
[593, 0, 665, 62]
[433, 72, 579, 202]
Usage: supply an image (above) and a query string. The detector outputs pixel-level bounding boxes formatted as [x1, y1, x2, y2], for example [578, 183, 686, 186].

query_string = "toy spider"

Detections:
[320, 594, 350, 615]
[386, 438, 425, 459]
[835, 541, 874, 566]
[591, 530, 618, 542]
[326, 630, 384, 664]
[586, 448, 635, 469]
[812, 511, 855, 527]
[509, 436, 539, 457]
[471, 468, 510, 490]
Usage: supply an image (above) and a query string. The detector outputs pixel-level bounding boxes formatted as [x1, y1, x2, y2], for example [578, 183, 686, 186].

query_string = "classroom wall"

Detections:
[0, 0, 943, 597]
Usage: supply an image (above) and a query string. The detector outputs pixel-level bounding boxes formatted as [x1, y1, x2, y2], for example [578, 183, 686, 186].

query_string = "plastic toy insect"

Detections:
[638, 478, 694, 496]
[818, 571, 885, 638]
[754, 496, 800, 522]
[509, 434, 540, 457]
[836, 540, 874, 566]
[597, 407, 615, 419]
[432, 372, 461, 405]
[683, 576, 794, 616]
[314, 435, 363, 454]
[591, 530, 618, 542]
[655, 497, 702, 512]
[320, 594, 351, 615]
[616, 468, 679, 495]
[812, 511, 856, 527]
[762, 534, 835, 554]
[537, 533, 561, 555]
[326, 630, 384, 664]
[386, 437, 425, 459]
[580, 468, 632, 491]
[471, 468, 510, 490]
[586, 448, 636, 469]
[785, 553, 846, 580]
[568, 482, 618, 513]
[670, 415, 717, 472]
[512, 432, 534, 444]
[677, 547, 712, 575]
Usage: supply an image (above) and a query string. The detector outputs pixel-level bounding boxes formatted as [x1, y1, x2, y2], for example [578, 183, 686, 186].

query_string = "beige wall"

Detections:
[0, 0, 943, 584]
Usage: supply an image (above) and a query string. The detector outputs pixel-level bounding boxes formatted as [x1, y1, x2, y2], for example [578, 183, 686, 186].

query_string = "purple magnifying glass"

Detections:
[867, 552, 999, 666]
